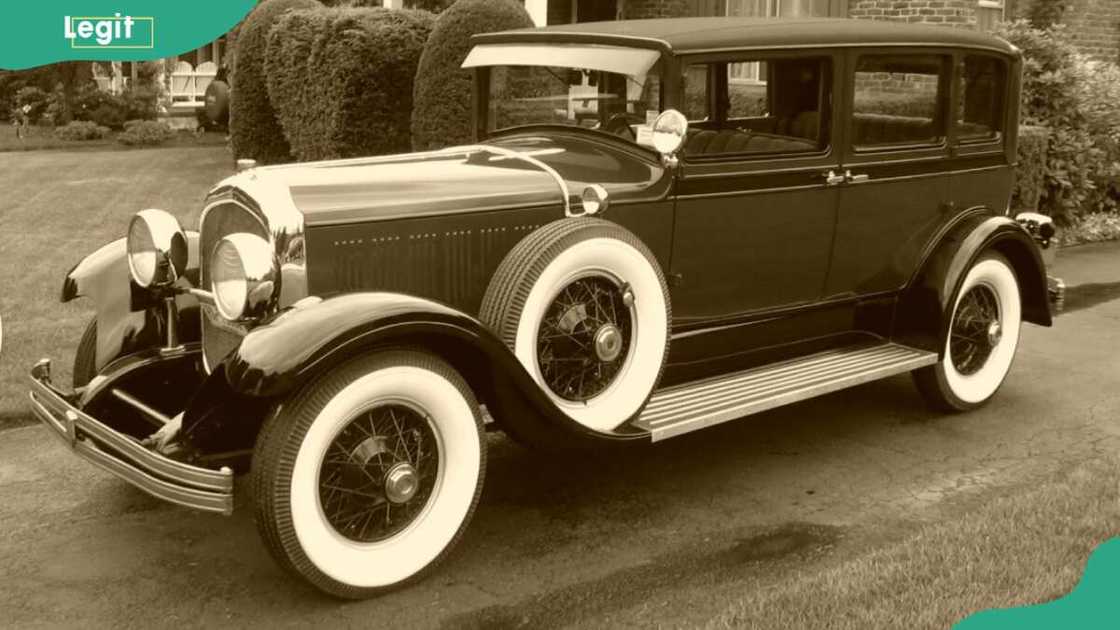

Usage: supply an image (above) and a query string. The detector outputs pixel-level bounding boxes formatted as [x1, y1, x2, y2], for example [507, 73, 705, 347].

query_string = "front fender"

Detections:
[62, 232, 201, 371]
[222, 292, 583, 439]
[896, 213, 1051, 354]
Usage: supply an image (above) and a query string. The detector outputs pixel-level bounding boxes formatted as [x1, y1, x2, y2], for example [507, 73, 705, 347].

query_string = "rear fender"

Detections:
[220, 292, 599, 444]
[895, 212, 1051, 355]
[62, 232, 201, 371]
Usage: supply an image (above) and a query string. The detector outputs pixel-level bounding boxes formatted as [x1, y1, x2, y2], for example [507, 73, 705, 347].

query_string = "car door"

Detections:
[825, 49, 954, 300]
[669, 52, 842, 327]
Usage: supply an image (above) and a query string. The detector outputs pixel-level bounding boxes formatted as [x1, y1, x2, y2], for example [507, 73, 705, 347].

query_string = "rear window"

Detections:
[956, 55, 1005, 142]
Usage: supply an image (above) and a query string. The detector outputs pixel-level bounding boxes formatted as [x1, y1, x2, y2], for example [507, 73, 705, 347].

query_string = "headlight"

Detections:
[210, 232, 277, 321]
[127, 209, 187, 289]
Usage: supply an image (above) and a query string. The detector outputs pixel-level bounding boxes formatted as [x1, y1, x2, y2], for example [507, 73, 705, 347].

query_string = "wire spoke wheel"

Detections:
[317, 403, 439, 544]
[949, 284, 1001, 376]
[536, 275, 634, 402]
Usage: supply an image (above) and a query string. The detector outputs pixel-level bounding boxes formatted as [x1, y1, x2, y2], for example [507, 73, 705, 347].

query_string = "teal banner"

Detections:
[1, 2, 258, 70]
[955, 538, 1120, 630]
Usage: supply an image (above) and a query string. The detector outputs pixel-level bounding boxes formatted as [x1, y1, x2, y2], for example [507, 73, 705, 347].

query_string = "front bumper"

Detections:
[28, 359, 234, 515]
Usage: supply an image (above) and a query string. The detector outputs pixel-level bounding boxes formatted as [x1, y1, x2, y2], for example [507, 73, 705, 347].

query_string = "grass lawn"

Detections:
[709, 456, 1120, 629]
[0, 124, 228, 153]
[0, 145, 233, 425]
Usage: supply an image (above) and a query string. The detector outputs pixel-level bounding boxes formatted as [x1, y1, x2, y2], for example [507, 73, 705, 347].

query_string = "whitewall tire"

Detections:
[480, 218, 671, 438]
[251, 350, 485, 599]
[913, 252, 1021, 411]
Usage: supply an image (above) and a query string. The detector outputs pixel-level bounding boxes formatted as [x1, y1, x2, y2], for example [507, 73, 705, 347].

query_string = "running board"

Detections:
[634, 343, 938, 442]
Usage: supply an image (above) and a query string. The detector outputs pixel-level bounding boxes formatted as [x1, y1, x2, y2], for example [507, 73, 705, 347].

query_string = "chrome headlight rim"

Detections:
[126, 209, 187, 289]
[210, 232, 278, 322]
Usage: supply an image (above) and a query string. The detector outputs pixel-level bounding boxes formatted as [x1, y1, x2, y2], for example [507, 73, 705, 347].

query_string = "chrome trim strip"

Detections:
[28, 366, 234, 514]
[683, 42, 1015, 56]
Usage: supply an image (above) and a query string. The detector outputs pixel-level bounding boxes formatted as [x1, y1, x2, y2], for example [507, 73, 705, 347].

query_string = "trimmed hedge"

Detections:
[54, 120, 110, 141]
[266, 7, 435, 161]
[118, 120, 175, 146]
[231, 0, 321, 163]
[1012, 125, 1050, 213]
[410, 0, 535, 151]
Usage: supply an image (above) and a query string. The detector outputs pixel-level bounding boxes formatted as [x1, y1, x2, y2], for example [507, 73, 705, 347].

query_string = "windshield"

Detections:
[464, 44, 663, 147]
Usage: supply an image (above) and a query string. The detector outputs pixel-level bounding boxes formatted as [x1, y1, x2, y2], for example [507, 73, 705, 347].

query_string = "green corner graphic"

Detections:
[955, 538, 1120, 630]
[2, 2, 257, 70]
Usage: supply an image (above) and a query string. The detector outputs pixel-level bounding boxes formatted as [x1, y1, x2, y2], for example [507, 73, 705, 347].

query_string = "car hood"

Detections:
[250, 134, 665, 227]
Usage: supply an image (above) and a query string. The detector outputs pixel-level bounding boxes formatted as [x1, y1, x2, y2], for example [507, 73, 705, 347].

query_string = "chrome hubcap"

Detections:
[384, 462, 419, 504]
[594, 324, 623, 362]
[950, 285, 1001, 376]
[986, 320, 1003, 347]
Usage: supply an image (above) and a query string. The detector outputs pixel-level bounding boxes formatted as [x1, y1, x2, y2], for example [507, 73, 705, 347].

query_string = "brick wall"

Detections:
[1062, 0, 1120, 61]
[848, 0, 978, 28]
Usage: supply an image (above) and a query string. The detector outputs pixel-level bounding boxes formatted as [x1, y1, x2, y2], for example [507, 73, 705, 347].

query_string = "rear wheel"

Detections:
[913, 252, 1021, 411]
[251, 350, 485, 598]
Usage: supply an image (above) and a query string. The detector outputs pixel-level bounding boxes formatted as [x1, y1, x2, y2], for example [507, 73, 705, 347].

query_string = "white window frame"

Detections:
[976, 0, 1005, 31]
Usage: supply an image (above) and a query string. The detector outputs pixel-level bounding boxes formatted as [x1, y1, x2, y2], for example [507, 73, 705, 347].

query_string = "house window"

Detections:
[977, 0, 1005, 31]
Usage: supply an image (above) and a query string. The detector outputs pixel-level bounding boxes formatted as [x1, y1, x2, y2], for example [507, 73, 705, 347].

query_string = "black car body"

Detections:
[29, 18, 1056, 597]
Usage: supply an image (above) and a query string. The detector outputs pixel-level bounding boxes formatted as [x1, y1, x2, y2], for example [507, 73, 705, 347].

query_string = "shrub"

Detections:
[410, 0, 535, 151]
[117, 120, 175, 146]
[70, 84, 158, 130]
[13, 86, 50, 123]
[996, 20, 1120, 223]
[54, 120, 110, 141]
[266, 7, 435, 161]
[1012, 125, 1049, 212]
[231, 0, 321, 163]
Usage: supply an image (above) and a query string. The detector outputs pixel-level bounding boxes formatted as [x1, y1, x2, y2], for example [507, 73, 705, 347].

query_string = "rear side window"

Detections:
[852, 54, 946, 148]
[956, 55, 1005, 142]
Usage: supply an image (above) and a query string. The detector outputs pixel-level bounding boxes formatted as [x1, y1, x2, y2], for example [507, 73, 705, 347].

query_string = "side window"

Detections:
[852, 55, 946, 148]
[682, 57, 830, 159]
[727, 61, 768, 119]
[682, 64, 710, 122]
[956, 55, 1005, 142]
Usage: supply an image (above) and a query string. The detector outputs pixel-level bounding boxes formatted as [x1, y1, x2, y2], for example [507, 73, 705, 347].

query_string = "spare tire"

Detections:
[480, 217, 670, 437]
[203, 80, 230, 129]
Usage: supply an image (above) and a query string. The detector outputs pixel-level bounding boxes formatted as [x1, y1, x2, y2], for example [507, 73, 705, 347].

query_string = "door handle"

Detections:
[844, 169, 870, 184]
[823, 170, 846, 186]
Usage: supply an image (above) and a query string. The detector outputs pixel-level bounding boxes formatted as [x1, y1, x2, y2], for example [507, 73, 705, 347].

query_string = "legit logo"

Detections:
[64, 14, 154, 49]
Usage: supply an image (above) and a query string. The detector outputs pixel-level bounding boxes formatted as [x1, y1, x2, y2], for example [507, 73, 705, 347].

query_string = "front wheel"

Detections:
[251, 350, 485, 599]
[913, 252, 1022, 411]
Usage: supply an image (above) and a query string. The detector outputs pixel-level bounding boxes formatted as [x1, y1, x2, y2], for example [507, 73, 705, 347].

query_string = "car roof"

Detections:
[472, 17, 1017, 56]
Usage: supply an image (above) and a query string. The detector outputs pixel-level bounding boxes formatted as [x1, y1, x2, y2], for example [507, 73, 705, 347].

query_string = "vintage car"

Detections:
[29, 17, 1058, 598]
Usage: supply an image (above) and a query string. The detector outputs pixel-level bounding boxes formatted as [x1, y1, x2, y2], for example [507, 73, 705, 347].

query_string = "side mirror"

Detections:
[652, 109, 688, 168]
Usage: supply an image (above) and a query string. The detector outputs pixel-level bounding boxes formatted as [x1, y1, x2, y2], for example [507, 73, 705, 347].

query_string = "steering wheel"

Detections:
[603, 113, 640, 141]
